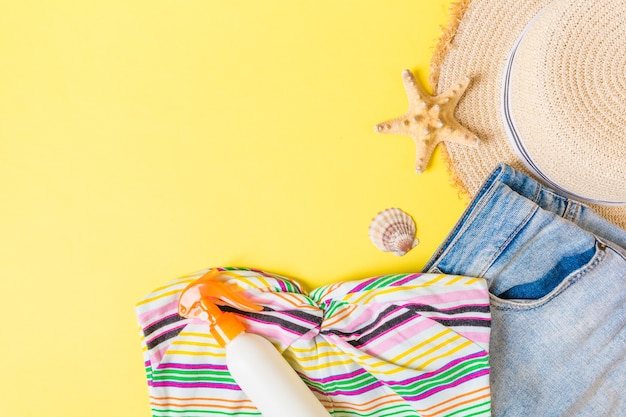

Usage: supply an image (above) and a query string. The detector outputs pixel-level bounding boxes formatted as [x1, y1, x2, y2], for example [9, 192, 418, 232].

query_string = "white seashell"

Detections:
[368, 208, 419, 256]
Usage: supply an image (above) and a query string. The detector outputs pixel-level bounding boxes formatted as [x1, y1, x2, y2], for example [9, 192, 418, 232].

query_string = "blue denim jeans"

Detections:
[424, 163, 626, 416]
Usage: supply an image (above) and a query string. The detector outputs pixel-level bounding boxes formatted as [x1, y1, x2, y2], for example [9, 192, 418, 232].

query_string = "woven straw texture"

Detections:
[430, 0, 626, 229]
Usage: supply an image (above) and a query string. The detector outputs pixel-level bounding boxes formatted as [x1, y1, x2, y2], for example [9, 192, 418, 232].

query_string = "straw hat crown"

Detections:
[432, 0, 626, 227]
[507, 0, 626, 203]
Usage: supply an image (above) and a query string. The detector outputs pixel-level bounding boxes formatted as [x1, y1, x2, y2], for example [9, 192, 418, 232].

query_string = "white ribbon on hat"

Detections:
[501, 6, 626, 206]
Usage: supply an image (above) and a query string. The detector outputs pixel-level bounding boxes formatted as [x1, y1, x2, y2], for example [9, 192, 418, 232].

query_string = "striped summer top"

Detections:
[136, 267, 491, 416]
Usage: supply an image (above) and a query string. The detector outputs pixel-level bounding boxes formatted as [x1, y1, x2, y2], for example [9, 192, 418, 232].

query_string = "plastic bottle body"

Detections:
[226, 332, 330, 417]
[177, 270, 329, 417]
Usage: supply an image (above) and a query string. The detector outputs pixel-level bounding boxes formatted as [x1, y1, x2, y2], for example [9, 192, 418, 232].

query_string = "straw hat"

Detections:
[430, 0, 626, 229]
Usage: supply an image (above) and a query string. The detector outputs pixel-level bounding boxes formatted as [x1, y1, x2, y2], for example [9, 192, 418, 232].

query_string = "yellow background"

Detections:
[0, 1, 466, 415]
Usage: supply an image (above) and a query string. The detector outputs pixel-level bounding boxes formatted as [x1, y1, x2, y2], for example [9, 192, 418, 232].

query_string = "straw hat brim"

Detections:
[430, 0, 626, 230]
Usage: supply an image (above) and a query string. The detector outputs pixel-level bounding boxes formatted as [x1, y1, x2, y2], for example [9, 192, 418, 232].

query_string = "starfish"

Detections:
[375, 69, 479, 173]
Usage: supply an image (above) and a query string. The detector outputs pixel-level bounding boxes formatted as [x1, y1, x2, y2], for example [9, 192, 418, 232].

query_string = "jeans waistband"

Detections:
[425, 163, 626, 277]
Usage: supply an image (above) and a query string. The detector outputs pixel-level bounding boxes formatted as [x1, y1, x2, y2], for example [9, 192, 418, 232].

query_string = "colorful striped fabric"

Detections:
[136, 267, 491, 416]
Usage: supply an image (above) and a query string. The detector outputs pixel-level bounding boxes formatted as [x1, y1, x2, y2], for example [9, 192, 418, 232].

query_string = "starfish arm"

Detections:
[401, 69, 431, 110]
[375, 115, 414, 136]
[412, 137, 439, 173]
[436, 76, 471, 107]
[441, 125, 480, 147]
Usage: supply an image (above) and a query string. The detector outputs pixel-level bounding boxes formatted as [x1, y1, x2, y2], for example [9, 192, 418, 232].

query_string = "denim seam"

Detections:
[534, 185, 582, 222]
[530, 178, 542, 203]
[477, 204, 539, 278]
[424, 166, 506, 271]
[490, 241, 606, 311]
[563, 200, 583, 223]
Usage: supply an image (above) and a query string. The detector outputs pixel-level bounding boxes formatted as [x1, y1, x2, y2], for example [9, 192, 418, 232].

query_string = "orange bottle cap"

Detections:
[178, 269, 263, 346]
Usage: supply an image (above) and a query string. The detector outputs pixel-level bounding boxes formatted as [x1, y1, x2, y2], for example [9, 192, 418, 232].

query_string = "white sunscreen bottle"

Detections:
[178, 269, 331, 417]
